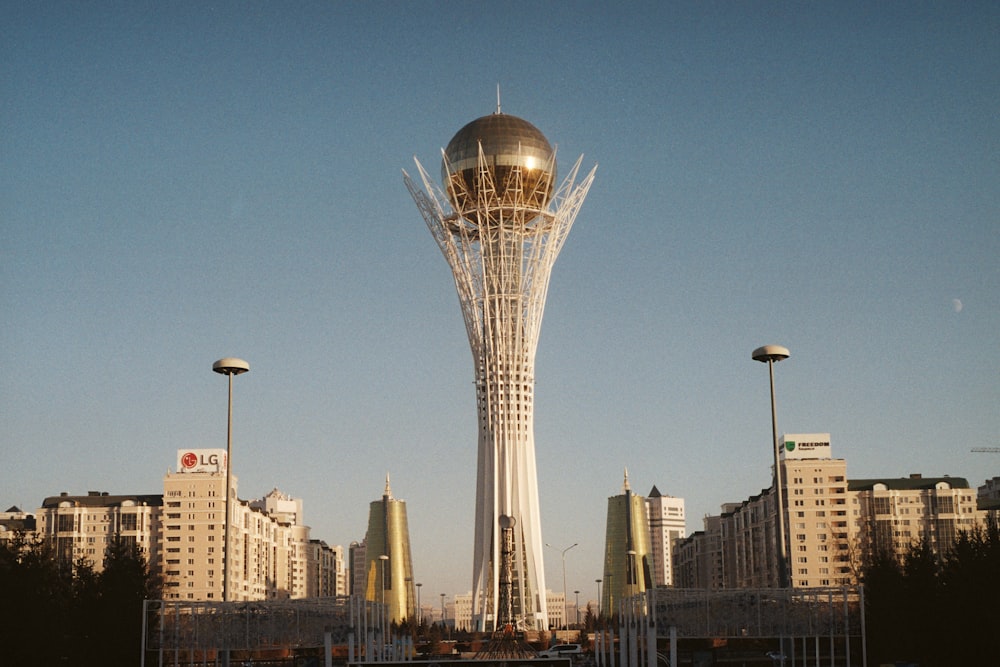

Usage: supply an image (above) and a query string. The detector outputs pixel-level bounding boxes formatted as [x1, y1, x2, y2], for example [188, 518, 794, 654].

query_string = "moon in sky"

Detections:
[952, 298, 963, 313]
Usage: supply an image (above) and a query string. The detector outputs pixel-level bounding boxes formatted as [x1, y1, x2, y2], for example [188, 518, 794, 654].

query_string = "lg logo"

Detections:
[181, 452, 220, 468]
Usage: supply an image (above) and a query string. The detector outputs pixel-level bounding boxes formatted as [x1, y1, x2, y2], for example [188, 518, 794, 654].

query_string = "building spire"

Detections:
[622, 468, 631, 494]
[496, 83, 502, 114]
[384, 473, 393, 500]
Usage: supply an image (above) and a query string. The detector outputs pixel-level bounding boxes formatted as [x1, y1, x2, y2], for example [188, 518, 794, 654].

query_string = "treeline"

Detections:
[0, 532, 161, 667]
[863, 515, 1000, 666]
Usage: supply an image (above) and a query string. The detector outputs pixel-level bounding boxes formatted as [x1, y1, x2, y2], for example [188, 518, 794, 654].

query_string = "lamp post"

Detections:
[213, 357, 249, 603]
[595, 578, 603, 618]
[605, 572, 613, 619]
[379, 554, 390, 630]
[626, 550, 637, 599]
[416, 582, 422, 627]
[546, 542, 577, 630]
[752, 344, 791, 588]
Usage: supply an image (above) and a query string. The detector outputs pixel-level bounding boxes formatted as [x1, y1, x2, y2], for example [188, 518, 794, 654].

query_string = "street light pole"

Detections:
[626, 550, 637, 599]
[379, 554, 390, 631]
[213, 357, 249, 603]
[416, 582, 422, 627]
[546, 542, 577, 630]
[753, 344, 791, 589]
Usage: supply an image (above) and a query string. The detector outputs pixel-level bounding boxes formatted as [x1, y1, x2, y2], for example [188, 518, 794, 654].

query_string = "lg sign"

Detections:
[177, 449, 226, 473]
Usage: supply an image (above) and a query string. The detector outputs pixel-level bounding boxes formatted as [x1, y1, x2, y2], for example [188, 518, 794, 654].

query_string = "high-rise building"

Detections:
[778, 434, 852, 588]
[363, 476, 416, 624]
[349, 539, 367, 596]
[645, 486, 685, 586]
[161, 448, 327, 601]
[405, 109, 596, 631]
[601, 471, 653, 614]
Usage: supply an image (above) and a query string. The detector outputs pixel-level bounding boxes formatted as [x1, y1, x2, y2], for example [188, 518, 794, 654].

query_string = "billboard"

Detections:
[780, 433, 831, 460]
[176, 448, 227, 473]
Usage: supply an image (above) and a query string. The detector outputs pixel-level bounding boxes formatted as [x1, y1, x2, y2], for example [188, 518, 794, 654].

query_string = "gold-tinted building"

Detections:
[363, 476, 416, 623]
[601, 471, 653, 614]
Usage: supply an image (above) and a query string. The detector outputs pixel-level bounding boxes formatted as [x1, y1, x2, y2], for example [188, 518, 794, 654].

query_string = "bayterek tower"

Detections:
[405, 107, 595, 631]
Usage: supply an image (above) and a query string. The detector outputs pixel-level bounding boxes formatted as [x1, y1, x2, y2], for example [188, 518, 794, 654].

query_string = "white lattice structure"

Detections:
[404, 111, 595, 631]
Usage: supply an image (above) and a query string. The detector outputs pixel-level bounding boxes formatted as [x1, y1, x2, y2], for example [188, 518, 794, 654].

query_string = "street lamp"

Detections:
[605, 572, 613, 619]
[752, 344, 790, 588]
[546, 542, 578, 630]
[379, 554, 390, 629]
[595, 578, 603, 618]
[416, 582, 423, 626]
[626, 550, 637, 599]
[213, 357, 249, 603]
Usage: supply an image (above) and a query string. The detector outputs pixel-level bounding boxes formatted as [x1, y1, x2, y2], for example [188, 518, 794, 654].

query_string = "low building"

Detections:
[849, 474, 985, 559]
[35, 491, 162, 573]
[0, 506, 37, 545]
[32, 448, 341, 603]
[673, 434, 988, 590]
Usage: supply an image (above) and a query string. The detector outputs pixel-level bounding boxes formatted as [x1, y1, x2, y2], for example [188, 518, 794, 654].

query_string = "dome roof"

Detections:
[441, 113, 556, 216]
[443, 113, 554, 175]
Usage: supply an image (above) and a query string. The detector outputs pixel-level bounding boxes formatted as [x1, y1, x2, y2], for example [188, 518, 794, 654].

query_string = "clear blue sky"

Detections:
[3, 2, 998, 604]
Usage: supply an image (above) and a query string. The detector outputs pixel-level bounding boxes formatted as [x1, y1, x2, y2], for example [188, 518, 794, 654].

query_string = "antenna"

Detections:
[496, 83, 501, 114]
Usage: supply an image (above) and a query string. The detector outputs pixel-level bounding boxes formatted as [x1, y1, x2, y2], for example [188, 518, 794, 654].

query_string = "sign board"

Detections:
[780, 433, 831, 460]
[176, 449, 227, 473]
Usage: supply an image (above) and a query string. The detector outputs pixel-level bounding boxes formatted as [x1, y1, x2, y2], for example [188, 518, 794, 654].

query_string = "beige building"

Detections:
[0, 506, 35, 540]
[673, 434, 988, 590]
[645, 486, 685, 587]
[849, 474, 984, 560]
[162, 448, 329, 601]
[306, 539, 346, 597]
[673, 514, 725, 589]
[31, 449, 342, 603]
[780, 435, 852, 588]
[34, 492, 162, 572]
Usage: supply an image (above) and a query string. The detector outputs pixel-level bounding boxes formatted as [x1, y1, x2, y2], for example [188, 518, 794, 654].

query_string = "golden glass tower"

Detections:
[405, 108, 596, 631]
[602, 471, 653, 615]
[364, 476, 416, 624]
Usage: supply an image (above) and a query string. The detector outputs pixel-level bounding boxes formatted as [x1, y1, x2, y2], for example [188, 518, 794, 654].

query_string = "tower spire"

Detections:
[384, 473, 392, 499]
[496, 83, 502, 114]
[623, 467, 631, 493]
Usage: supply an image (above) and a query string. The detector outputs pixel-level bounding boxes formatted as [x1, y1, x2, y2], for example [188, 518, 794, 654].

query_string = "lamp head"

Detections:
[213, 358, 250, 375]
[752, 345, 790, 363]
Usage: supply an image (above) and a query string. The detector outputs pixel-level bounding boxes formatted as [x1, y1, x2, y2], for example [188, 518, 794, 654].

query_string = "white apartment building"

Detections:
[673, 434, 988, 590]
[305, 540, 346, 597]
[32, 449, 341, 603]
[162, 448, 314, 601]
[34, 492, 162, 573]
[0, 506, 35, 541]
[673, 513, 725, 589]
[780, 435, 853, 588]
[849, 474, 985, 559]
[645, 486, 685, 586]
[978, 476, 1000, 510]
